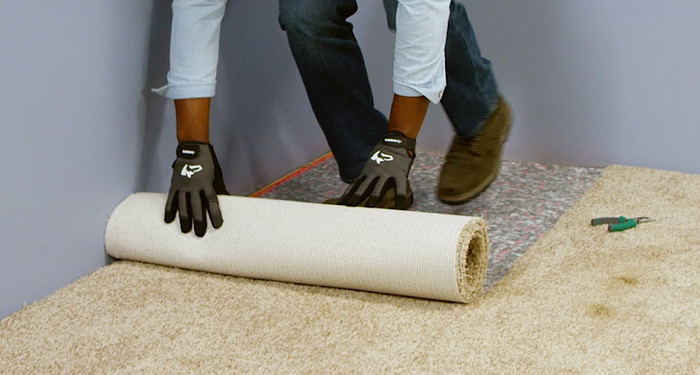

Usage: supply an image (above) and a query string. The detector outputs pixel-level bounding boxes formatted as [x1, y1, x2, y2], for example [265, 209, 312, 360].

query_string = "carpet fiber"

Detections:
[1, 165, 698, 373]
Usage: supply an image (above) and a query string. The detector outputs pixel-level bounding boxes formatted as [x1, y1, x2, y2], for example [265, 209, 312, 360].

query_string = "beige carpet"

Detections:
[1, 165, 699, 373]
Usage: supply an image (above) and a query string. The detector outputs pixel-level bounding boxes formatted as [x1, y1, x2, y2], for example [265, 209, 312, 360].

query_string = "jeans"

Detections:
[279, 0, 499, 181]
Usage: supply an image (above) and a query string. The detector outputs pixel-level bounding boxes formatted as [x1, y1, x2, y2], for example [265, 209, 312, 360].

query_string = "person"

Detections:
[279, 0, 511, 210]
[155, 0, 511, 237]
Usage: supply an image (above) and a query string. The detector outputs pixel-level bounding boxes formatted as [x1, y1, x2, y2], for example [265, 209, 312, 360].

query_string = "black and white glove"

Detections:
[338, 131, 415, 209]
[164, 142, 229, 237]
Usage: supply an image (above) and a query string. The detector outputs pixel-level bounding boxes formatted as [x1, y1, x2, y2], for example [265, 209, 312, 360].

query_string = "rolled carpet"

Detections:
[105, 193, 489, 303]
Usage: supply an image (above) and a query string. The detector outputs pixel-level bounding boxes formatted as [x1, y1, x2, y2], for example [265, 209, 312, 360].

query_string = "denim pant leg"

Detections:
[279, 0, 388, 182]
[443, 1, 499, 137]
[384, 0, 499, 138]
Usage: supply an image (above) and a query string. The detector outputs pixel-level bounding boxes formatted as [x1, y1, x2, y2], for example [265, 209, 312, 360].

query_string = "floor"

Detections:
[258, 152, 603, 289]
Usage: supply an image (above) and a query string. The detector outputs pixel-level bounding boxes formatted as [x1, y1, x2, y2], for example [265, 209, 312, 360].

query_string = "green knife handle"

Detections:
[608, 220, 636, 232]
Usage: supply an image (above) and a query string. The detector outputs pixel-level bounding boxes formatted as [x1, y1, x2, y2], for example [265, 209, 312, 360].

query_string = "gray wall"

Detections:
[0, 1, 153, 318]
[466, 0, 700, 173]
[358, 1, 700, 174]
[2, 0, 699, 318]
[0, 0, 326, 319]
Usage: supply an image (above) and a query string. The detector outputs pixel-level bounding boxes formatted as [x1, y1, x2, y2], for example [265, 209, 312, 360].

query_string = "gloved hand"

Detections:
[164, 142, 229, 237]
[338, 131, 415, 209]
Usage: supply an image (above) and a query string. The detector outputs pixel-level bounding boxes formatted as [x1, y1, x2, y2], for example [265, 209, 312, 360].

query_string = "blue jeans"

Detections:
[279, 0, 499, 182]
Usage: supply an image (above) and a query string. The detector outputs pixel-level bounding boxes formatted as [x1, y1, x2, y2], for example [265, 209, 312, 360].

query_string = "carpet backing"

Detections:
[1, 165, 698, 373]
[105, 193, 488, 303]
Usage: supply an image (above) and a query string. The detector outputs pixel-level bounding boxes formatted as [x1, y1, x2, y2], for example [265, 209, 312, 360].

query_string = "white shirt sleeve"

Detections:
[153, 0, 228, 99]
[392, 0, 450, 104]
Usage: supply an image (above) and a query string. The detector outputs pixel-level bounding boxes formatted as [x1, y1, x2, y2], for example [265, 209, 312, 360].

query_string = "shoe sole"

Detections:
[438, 99, 513, 205]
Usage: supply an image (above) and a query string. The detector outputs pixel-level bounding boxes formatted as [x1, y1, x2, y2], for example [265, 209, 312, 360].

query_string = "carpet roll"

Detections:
[105, 193, 488, 302]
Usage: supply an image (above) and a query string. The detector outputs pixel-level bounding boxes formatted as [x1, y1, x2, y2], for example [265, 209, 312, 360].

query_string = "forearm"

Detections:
[163, 1, 227, 143]
[387, 95, 429, 139]
[175, 98, 211, 143]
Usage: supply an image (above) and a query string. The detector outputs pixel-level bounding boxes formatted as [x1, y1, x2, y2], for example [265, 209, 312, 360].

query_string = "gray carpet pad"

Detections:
[258, 151, 603, 288]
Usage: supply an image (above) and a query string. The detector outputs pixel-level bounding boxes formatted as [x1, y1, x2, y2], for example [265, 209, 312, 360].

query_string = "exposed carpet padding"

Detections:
[1, 165, 699, 373]
[105, 193, 489, 303]
[260, 155, 603, 287]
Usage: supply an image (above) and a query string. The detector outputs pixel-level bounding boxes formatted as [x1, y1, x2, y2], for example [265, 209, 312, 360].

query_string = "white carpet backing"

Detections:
[105, 193, 489, 303]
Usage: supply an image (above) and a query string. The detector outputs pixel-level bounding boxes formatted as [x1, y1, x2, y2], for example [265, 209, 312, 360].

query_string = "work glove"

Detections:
[337, 131, 415, 209]
[164, 142, 229, 237]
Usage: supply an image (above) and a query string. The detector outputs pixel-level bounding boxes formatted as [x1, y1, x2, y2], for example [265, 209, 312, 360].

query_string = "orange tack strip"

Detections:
[249, 152, 333, 198]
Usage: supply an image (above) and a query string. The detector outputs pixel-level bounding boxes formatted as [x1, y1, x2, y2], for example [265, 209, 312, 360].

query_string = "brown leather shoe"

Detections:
[438, 95, 512, 205]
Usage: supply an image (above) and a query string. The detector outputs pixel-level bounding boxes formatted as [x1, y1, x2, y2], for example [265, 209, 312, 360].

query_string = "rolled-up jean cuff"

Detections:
[393, 80, 445, 104]
[151, 82, 216, 99]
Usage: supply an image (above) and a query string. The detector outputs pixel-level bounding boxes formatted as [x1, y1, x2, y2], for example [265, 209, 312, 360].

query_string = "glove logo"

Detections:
[180, 164, 203, 178]
[370, 150, 394, 165]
